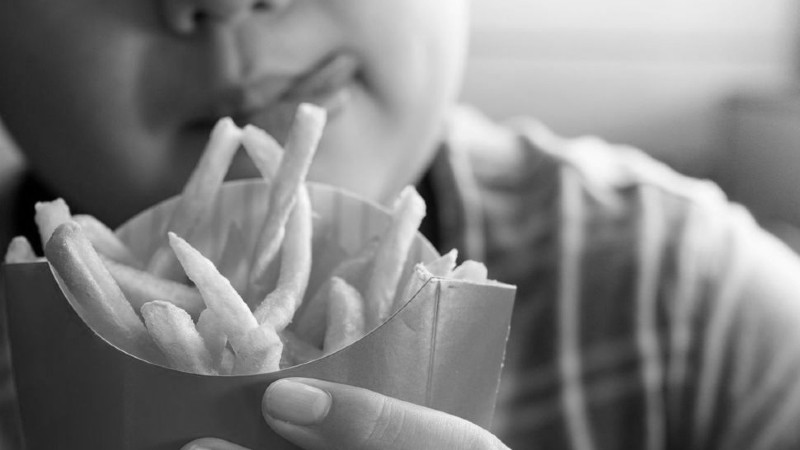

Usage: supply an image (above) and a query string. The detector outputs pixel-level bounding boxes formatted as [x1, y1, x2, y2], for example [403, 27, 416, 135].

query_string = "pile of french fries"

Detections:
[3, 103, 491, 376]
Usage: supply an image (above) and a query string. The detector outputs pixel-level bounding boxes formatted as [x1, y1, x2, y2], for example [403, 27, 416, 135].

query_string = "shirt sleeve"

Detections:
[674, 198, 800, 450]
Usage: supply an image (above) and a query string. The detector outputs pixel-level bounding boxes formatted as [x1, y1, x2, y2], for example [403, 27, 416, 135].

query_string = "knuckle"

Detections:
[352, 396, 407, 450]
[464, 429, 509, 450]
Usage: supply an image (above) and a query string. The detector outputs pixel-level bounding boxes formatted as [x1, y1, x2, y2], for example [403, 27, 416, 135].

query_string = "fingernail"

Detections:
[182, 445, 208, 450]
[264, 379, 331, 426]
[180, 438, 236, 450]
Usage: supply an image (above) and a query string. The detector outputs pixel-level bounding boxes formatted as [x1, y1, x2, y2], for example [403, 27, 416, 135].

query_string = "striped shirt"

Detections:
[434, 107, 800, 449]
[3, 107, 800, 449]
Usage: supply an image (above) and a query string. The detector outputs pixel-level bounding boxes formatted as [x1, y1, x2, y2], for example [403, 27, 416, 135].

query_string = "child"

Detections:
[2, 1, 800, 449]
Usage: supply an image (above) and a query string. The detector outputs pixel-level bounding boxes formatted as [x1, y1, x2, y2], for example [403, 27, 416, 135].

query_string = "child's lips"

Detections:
[234, 53, 359, 128]
[185, 53, 359, 133]
[277, 52, 359, 113]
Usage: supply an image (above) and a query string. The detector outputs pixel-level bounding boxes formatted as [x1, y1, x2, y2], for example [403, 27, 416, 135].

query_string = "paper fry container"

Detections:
[4, 181, 516, 450]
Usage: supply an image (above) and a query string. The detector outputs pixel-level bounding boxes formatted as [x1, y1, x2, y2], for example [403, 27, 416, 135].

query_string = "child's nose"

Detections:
[160, 0, 291, 34]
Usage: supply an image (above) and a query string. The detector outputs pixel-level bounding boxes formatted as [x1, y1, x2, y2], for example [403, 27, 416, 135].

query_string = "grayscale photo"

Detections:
[1, 0, 799, 449]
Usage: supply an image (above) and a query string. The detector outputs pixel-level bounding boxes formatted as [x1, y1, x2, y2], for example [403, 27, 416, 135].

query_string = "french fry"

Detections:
[279, 329, 323, 368]
[44, 221, 162, 363]
[102, 257, 205, 318]
[220, 347, 235, 375]
[72, 214, 142, 268]
[168, 232, 283, 373]
[425, 249, 458, 276]
[4, 236, 38, 264]
[147, 118, 242, 280]
[34, 198, 71, 248]
[292, 238, 379, 347]
[167, 232, 257, 343]
[248, 104, 326, 288]
[392, 263, 435, 316]
[323, 277, 365, 354]
[242, 124, 283, 181]
[364, 186, 426, 329]
[232, 324, 283, 375]
[254, 184, 312, 330]
[196, 309, 228, 369]
[17, 103, 496, 377]
[278, 330, 323, 368]
[451, 260, 489, 282]
[141, 301, 216, 375]
[214, 223, 250, 301]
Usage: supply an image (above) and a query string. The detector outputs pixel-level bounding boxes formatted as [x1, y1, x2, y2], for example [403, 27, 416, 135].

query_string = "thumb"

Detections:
[261, 378, 508, 450]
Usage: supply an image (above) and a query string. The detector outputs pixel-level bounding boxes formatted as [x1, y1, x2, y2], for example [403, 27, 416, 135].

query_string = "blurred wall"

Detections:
[461, 0, 798, 177]
[0, 122, 21, 181]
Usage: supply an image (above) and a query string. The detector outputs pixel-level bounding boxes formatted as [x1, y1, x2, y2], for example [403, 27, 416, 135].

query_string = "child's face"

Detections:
[0, 1, 468, 224]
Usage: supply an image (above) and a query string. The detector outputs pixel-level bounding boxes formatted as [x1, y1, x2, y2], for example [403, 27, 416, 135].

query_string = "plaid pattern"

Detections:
[438, 107, 800, 449]
[2, 107, 800, 449]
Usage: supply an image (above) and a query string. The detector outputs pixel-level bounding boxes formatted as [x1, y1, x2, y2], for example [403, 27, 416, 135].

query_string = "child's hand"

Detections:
[181, 378, 509, 450]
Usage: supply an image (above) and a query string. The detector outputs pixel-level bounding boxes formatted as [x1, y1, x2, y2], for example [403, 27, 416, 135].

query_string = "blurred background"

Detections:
[460, 0, 800, 248]
[1, 0, 799, 245]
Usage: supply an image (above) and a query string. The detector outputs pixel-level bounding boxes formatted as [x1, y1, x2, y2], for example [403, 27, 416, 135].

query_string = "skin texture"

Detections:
[0, 1, 477, 447]
[0, 0, 469, 226]
[182, 378, 509, 450]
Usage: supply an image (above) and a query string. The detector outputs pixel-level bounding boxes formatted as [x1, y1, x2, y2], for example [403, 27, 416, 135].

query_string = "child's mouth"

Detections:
[276, 52, 359, 116]
[185, 52, 360, 137]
